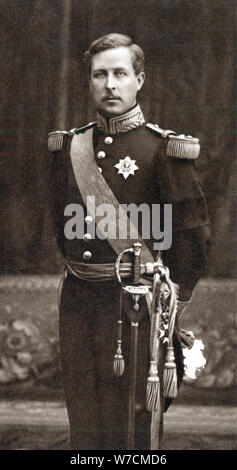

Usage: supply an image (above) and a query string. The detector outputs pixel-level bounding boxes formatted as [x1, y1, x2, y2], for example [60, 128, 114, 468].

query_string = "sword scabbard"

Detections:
[133, 241, 142, 284]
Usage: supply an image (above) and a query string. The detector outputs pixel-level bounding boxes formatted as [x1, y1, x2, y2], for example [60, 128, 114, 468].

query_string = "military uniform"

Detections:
[48, 104, 210, 449]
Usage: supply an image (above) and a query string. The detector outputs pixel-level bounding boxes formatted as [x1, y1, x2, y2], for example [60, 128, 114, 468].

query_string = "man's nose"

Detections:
[105, 74, 116, 90]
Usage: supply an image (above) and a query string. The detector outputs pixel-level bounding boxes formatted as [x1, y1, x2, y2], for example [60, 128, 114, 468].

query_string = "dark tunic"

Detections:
[49, 110, 210, 449]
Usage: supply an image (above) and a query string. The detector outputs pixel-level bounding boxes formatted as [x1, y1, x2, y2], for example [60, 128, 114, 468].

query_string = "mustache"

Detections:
[102, 95, 121, 101]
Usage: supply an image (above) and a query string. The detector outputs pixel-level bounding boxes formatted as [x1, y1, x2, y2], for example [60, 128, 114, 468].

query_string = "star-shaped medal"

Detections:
[114, 156, 139, 180]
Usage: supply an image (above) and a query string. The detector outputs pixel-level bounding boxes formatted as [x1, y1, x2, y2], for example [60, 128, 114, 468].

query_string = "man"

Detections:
[48, 34, 210, 450]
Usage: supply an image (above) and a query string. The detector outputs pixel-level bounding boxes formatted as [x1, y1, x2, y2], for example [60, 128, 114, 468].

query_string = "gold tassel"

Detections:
[146, 360, 160, 411]
[113, 339, 125, 376]
[163, 346, 177, 398]
[113, 316, 125, 376]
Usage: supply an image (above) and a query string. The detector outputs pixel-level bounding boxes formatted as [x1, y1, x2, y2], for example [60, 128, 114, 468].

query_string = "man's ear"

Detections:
[136, 72, 145, 91]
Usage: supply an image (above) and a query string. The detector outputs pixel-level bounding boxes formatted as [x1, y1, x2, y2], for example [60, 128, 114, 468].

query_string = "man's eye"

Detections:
[116, 71, 126, 76]
[95, 72, 106, 78]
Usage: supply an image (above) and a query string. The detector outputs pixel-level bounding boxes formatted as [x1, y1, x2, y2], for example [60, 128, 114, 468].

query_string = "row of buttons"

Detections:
[97, 151, 104, 174]
[82, 137, 113, 260]
[83, 215, 93, 260]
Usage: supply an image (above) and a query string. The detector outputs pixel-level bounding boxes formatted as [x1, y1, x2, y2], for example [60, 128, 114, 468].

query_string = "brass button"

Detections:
[104, 136, 113, 144]
[83, 251, 92, 260]
[85, 215, 93, 224]
[83, 233, 92, 241]
[98, 167, 102, 173]
[97, 150, 106, 159]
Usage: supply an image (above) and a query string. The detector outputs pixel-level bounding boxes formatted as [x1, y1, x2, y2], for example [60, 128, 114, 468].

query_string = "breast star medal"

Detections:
[114, 156, 139, 180]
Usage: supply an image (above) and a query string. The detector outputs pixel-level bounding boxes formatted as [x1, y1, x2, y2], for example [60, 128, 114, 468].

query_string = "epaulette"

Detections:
[146, 123, 200, 159]
[166, 134, 200, 159]
[48, 122, 96, 152]
[48, 130, 70, 152]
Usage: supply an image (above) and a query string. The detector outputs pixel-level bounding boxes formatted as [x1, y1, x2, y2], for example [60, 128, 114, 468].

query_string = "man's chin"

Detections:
[99, 103, 125, 118]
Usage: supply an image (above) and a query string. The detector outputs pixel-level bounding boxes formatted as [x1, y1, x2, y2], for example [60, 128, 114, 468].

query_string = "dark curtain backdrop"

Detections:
[1, 0, 236, 275]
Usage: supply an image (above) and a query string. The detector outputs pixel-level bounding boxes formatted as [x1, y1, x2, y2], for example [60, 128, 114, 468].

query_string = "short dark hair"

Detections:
[84, 33, 145, 76]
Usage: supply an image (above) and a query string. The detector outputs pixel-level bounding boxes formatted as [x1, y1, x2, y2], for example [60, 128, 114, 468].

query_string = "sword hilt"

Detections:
[115, 247, 134, 284]
[115, 241, 142, 284]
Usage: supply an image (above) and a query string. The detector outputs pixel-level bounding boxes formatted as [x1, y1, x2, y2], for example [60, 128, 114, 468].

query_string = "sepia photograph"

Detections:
[0, 0, 236, 457]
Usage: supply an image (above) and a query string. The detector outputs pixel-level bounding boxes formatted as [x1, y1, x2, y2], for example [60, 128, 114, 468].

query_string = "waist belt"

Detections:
[66, 259, 157, 282]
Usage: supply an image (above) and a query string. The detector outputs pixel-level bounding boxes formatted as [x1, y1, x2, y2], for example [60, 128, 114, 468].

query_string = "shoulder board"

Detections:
[75, 122, 96, 134]
[48, 122, 96, 152]
[166, 134, 200, 159]
[146, 122, 176, 138]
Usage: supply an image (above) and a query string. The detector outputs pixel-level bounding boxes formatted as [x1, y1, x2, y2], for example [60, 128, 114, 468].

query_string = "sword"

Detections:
[127, 242, 142, 449]
[115, 242, 150, 449]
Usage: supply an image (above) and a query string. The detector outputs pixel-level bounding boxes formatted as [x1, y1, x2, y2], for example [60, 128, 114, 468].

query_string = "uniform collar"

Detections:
[95, 103, 145, 135]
